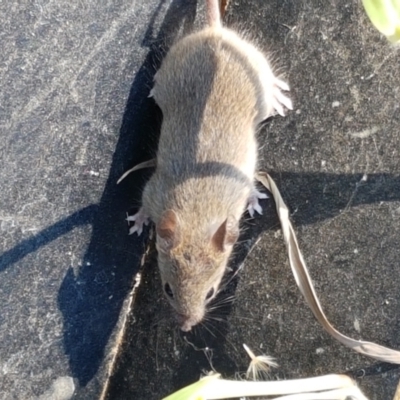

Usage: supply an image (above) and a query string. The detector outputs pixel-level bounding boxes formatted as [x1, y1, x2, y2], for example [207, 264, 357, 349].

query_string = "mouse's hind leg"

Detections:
[253, 54, 292, 121]
[269, 77, 293, 117]
[231, 34, 292, 121]
[247, 188, 268, 218]
[219, 29, 292, 121]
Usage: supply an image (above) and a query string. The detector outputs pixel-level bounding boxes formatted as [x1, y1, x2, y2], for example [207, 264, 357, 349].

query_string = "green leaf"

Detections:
[362, 0, 400, 42]
[162, 374, 220, 400]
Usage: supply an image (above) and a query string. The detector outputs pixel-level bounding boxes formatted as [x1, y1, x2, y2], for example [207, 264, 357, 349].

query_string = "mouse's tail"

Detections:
[207, 0, 229, 28]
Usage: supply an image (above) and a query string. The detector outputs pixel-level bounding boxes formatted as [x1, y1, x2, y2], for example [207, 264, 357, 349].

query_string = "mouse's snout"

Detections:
[176, 310, 204, 332]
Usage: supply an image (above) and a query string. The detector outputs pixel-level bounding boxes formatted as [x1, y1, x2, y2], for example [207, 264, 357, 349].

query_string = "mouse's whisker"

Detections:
[222, 266, 244, 285]
[204, 320, 240, 353]
[210, 296, 236, 308]
[217, 293, 236, 301]
[200, 319, 217, 338]
[217, 294, 236, 303]
[206, 315, 226, 323]
[208, 303, 231, 313]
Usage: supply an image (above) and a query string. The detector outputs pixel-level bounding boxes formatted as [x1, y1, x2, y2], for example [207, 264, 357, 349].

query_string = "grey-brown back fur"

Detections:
[134, 1, 291, 331]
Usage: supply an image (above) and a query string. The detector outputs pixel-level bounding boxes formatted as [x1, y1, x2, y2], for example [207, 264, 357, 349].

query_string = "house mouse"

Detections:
[127, 0, 292, 331]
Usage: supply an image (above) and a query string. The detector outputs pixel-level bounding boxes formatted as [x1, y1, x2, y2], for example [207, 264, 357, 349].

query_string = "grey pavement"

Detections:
[1, 1, 400, 400]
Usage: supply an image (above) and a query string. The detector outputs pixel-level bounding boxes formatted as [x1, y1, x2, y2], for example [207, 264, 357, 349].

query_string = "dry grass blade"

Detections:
[117, 159, 156, 184]
[268, 386, 369, 400]
[393, 378, 400, 400]
[255, 171, 400, 364]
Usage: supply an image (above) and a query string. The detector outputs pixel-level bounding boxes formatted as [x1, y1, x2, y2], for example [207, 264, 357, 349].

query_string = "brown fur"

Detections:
[132, 0, 292, 331]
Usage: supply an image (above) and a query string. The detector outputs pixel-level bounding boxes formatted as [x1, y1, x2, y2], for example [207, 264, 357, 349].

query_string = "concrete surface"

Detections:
[1, 0, 399, 399]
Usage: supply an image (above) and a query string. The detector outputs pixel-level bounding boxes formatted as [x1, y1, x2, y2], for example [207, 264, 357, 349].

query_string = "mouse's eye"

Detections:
[164, 283, 174, 298]
[206, 288, 215, 301]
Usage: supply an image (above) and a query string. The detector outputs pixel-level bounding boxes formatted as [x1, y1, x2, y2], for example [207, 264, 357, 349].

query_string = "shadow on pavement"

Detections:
[56, 0, 198, 387]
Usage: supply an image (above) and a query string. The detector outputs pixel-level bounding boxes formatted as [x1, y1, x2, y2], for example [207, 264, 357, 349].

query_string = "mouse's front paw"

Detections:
[271, 78, 293, 117]
[247, 189, 268, 218]
[127, 208, 149, 236]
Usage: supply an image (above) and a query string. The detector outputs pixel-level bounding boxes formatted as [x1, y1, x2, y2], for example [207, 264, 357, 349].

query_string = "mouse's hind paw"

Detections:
[247, 189, 268, 218]
[271, 78, 293, 117]
[127, 208, 149, 236]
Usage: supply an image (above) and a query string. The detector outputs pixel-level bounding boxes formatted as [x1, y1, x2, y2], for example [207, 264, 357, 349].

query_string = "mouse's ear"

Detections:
[157, 210, 180, 253]
[212, 215, 239, 252]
